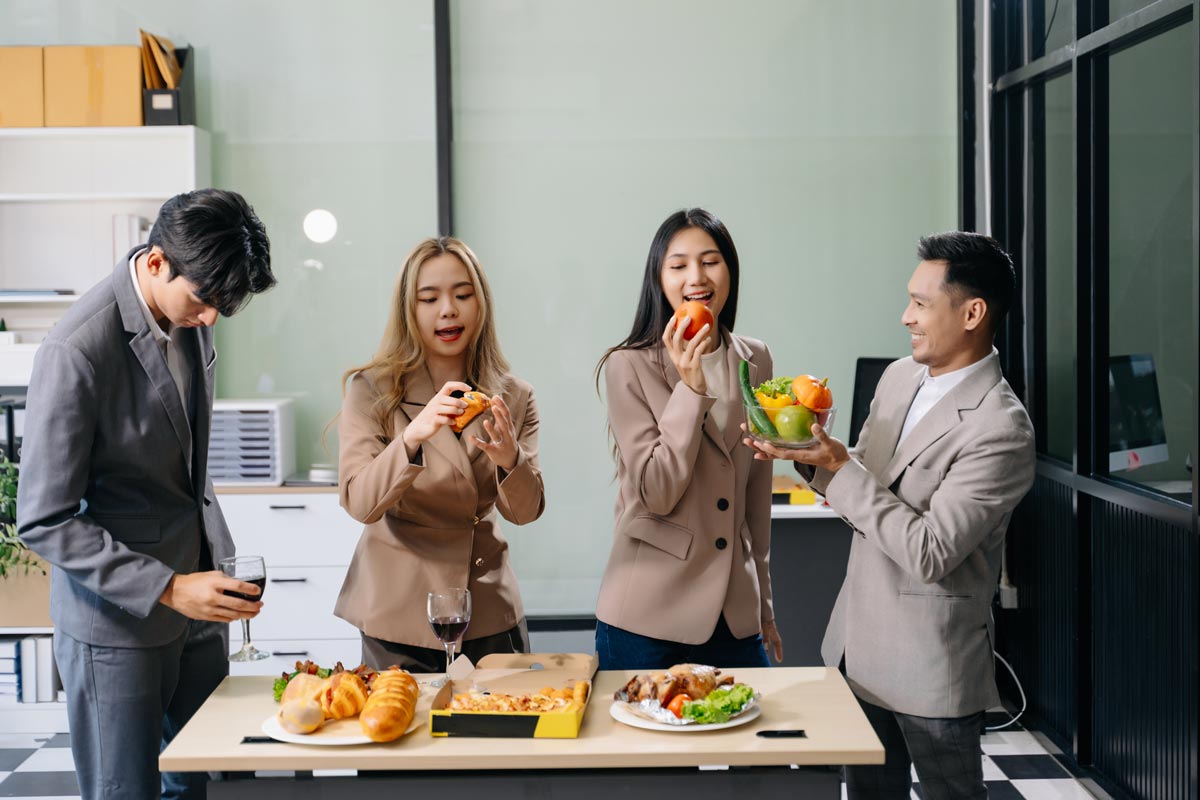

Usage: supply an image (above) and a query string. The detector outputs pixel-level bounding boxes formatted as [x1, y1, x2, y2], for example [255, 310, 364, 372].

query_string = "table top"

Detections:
[159, 667, 883, 772]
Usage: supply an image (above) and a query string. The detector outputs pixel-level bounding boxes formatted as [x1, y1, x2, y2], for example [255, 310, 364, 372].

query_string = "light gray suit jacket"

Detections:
[17, 252, 233, 648]
[803, 352, 1034, 718]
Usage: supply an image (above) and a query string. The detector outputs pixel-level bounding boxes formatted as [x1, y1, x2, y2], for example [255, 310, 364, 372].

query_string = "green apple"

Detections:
[773, 404, 817, 442]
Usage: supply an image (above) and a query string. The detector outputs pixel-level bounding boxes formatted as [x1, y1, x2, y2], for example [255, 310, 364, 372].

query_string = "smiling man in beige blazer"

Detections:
[746, 232, 1035, 800]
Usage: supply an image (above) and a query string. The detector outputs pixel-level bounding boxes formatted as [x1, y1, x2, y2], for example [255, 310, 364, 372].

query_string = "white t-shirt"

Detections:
[700, 337, 730, 433]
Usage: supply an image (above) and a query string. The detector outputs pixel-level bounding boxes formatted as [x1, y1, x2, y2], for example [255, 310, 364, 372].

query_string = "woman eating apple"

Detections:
[592, 208, 783, 669]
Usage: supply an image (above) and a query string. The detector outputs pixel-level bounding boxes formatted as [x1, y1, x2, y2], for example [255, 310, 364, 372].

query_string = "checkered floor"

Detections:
[0, 717, 1104, 799]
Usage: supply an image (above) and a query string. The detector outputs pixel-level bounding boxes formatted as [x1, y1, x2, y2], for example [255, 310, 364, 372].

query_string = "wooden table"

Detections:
[160, 667, 884, 798]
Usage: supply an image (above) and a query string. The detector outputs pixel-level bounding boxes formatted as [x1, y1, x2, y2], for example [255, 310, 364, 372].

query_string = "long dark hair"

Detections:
[594, 208, 740, 390]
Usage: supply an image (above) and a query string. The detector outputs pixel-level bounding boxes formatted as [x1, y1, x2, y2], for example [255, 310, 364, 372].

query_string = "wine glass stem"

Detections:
[241, 619, 253, 652]
[444, 641, 455, 685]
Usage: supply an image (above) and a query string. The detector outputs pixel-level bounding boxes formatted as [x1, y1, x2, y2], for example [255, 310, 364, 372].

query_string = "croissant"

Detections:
[359, 668, 419, 742]
[320, 671, 368, 720]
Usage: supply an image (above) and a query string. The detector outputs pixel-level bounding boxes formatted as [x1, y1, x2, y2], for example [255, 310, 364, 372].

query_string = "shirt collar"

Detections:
[129, 249, 173, 344]
[920, 347, 997, 390]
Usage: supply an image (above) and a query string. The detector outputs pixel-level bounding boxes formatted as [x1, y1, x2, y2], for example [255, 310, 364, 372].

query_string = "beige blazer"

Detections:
[334, 368, 545, 650]
[804, 352, 1034, 718]
[595, 333, 775, 644]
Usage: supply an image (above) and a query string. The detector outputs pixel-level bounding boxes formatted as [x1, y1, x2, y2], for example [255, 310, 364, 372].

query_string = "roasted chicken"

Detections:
[614, 663, 734, 704]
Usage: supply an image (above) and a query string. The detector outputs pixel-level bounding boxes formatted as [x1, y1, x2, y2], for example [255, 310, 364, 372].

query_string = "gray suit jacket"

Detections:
[804, 352, 1034, 718]
[17, 251, 233, 648]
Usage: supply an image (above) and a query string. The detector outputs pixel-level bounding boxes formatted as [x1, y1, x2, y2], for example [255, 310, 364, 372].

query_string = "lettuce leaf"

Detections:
[754, 376, 794, 399]
[681, 684, 755, 724]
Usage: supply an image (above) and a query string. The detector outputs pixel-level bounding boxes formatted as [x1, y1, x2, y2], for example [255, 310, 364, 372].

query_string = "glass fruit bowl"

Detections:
[744, 404, 836, 449]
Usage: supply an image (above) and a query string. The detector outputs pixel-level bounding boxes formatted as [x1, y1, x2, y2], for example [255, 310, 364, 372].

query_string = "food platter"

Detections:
[609, 700, 761, 732]
[261, 703, 423, 745]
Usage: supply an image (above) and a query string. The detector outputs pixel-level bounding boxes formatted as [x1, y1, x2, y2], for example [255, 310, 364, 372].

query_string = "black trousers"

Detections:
[360, 620, 530, 673]
[845, 695, 987, 800]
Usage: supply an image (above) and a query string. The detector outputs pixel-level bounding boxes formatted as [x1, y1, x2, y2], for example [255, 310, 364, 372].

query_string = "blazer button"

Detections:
[715, 537, 728, 550]
[475, 557, 484, 567]
[716, 498, 729, 511]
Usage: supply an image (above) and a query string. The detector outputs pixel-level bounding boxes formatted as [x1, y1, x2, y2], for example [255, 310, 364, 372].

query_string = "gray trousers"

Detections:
[846, 695, 986, 800]
[55, 619, 228, 800]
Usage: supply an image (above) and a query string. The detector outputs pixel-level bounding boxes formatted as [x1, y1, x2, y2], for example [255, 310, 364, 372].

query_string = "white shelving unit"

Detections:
[0, 127, 211, 733]
[0, 126, 212, 383]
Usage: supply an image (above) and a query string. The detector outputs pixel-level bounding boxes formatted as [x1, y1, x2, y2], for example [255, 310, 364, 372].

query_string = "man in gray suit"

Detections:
[745, 232, 1035, 799]
[17, 189, 276, 800]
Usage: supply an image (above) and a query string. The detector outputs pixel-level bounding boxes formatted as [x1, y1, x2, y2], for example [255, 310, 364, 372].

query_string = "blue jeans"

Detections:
[595, 616, 769, 670]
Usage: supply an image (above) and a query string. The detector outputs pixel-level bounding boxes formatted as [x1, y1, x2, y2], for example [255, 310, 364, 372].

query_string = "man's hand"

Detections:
[741, 422, 851, 473]
[762, 618, 784, 663]
[159, 571, 263, 623]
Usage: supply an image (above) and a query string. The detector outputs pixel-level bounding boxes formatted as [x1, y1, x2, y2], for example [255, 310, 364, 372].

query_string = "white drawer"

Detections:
[218, 492, 361, 567]
[227, 638, 363, 677]
[242, 566, 359, 640]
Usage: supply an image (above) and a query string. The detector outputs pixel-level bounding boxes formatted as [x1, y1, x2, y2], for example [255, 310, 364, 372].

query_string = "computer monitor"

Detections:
[849, 357, 897, 448]
[1108, 353, 1168, 472]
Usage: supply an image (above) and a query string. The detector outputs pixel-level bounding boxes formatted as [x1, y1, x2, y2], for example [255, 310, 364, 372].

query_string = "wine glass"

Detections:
[219, 556, 270, 662]
[427, 588, 471, 687]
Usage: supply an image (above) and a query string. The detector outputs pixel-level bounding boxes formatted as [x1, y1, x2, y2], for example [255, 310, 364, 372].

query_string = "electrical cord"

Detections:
[987, 604, 1027, 731]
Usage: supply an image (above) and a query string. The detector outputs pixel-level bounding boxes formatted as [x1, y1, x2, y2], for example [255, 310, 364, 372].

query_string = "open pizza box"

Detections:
[429, 652, 599, 738]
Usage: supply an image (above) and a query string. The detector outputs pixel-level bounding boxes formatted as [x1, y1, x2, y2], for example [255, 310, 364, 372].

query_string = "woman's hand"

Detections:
[662, 315, 712, 395]
[473, 395, 519, 471]
[402, 381, 472, 453]
[762, 618, 784, 664]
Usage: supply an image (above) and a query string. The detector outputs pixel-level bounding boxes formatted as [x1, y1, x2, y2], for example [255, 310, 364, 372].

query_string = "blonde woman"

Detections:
[335, 236, 545, 671]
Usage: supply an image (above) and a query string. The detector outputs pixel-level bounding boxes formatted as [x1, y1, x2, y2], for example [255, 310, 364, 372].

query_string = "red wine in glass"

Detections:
[430, 615, 469, 644]
[223, 576, 266, 603]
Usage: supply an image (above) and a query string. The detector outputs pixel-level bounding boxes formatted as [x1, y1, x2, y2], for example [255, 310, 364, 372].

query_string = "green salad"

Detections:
[681, 683, 755, 724]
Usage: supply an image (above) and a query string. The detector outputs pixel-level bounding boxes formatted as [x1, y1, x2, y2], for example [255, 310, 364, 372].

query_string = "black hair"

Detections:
[595, 208, 740, 388]
[148, 188, 275, 316]
[917, 231, 1016, 335]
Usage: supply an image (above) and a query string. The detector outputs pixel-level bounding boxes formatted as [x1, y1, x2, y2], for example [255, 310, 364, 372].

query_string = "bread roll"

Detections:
[359, 669, 419, 742]
[320, 671, 368, 720]
[277, 698, 323, 734]
[280, 673, 325, 706]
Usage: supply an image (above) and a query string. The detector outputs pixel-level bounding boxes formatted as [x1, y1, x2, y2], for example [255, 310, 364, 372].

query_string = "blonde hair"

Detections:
[341, 236, 510, 437]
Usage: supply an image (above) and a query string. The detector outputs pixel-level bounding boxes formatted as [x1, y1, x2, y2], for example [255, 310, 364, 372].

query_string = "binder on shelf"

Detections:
[0, 640, 17, 658]
[35, 636, 53, 702]
[19, 637, 35, 703]
[0, 656, 14, 671]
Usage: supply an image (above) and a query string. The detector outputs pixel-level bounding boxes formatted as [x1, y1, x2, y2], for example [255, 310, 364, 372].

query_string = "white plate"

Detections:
[609, 700, 761, 732]
[261, 705, 423, 745]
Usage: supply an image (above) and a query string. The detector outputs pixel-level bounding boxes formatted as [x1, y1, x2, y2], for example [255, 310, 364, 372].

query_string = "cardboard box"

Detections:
[143, 46, 195, 126]
[0, 47, 44, 127]
[44, 45, 142, 127]
[0, 558, 51, 628]
[430, 653, 598, 738]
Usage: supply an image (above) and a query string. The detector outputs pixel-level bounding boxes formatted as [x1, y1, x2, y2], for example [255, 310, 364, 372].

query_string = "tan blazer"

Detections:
[804, 352, 1034, 718]
[334, 368, 545, 650]
[595, 333, 774, 644]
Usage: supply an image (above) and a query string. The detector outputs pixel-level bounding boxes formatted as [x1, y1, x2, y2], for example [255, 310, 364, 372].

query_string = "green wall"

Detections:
[3, 0, 958, 612]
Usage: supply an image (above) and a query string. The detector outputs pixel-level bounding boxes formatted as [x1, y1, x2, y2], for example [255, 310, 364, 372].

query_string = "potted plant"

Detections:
[0, 459, 51, 627]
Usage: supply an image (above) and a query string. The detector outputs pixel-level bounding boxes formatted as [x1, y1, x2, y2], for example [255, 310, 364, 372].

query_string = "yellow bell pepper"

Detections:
[754, 390, 793, 423]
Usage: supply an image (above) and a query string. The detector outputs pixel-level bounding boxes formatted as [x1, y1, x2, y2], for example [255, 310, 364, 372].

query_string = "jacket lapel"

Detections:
[879, 353, 1003, 487]
[400, 367, 475, 485]
[865, 360, 924, 477]
[113, 257, 193, 472]
[190, 329, 215, 495]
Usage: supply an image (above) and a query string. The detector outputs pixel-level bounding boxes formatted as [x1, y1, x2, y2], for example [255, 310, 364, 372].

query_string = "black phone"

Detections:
[755, 729, 807, 738]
